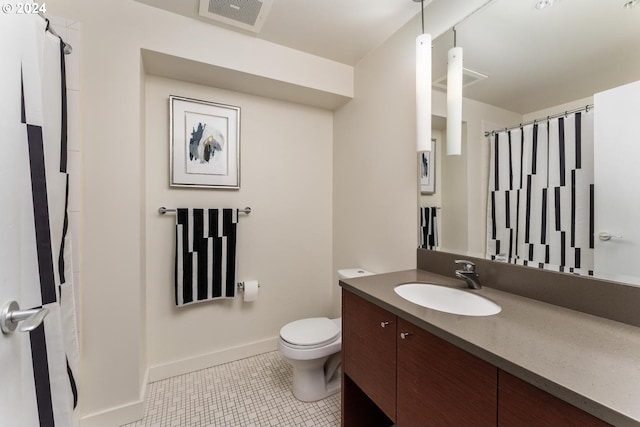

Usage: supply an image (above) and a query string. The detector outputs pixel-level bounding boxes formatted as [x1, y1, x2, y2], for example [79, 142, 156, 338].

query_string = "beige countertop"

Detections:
[340, 269, 640, 427]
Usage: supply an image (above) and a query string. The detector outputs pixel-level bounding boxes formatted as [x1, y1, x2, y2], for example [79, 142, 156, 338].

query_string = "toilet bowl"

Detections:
[278, 268, 375, 402]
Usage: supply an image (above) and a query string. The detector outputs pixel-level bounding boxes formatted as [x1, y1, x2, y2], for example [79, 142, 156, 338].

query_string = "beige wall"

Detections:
[44, 0, 529, 425]
[332, 0, 523, 314]
[422, 98, 523, 256]
[332, 10, 419, 292]
[47, 0, 350, 425]
[145, 76, 334, 378]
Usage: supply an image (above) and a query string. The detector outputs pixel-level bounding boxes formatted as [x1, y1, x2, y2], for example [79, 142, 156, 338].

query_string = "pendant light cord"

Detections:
[420, 0, 425, 34]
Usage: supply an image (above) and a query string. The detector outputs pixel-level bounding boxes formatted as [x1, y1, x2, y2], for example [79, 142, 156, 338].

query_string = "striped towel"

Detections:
[175, 208, 238, 306]
[419, 206, 438, 250]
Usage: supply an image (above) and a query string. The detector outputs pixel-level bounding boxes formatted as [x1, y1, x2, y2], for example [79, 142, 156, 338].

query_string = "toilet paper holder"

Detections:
[237, 281, 260, 290]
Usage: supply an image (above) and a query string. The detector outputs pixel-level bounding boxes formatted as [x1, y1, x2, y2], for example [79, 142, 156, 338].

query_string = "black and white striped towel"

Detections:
[175, 208, 238, 306]
[420, 206, 438, 250]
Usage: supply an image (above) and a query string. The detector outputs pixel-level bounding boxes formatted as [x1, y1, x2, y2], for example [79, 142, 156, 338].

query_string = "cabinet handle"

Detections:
[400, 332, 412, 339]
[380, 321, 391, 328]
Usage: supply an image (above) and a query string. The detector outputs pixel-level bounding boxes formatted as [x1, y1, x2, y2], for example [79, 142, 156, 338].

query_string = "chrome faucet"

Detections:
[455, 260, 481, 289]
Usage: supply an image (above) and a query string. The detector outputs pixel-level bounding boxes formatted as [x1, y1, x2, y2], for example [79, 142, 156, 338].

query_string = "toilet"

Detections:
[278, 268, 375, 402]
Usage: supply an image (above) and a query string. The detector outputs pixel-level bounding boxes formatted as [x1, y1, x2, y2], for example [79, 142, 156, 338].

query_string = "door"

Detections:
[342, 290, 397, 421]
[1, 13, 72, 426]
[594, 80, 640, 281]
[1, 13, 39, 425]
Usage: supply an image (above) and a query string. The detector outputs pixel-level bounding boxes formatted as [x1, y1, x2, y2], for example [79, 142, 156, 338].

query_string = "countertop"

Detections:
[340, 269, 640, 427]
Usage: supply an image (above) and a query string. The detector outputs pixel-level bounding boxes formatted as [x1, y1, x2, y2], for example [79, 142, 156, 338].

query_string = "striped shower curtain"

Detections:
[486, 111, 594, 274]
[2, 13, 79, 427]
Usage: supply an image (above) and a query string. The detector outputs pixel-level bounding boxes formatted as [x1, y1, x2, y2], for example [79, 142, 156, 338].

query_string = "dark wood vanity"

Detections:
[342, 288, 612, 427]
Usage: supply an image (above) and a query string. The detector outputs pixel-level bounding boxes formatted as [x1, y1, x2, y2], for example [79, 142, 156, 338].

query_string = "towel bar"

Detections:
[158, 207, 251, 215]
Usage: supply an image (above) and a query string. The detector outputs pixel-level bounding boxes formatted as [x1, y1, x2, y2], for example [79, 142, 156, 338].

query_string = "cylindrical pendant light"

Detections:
[446, 29, 463, 156]
[416, 32, 432, 152]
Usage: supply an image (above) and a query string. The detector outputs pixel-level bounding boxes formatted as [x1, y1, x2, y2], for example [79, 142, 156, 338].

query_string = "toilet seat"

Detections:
[280, 317, 340, 349]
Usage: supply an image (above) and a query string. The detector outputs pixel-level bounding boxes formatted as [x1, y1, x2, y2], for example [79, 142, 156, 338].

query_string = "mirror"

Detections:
[420, 0, 640, 284]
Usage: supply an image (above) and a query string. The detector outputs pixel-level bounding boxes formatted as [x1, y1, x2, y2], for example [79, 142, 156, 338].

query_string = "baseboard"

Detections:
[148, 336, 279, 382]
[79, 339, 277, 426]
[79, 396, 145, 427]
[79, 366, 150, 427]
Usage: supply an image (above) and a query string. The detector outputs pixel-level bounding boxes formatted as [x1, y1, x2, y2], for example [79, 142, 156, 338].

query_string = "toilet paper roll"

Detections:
[242, 280, 259, 302]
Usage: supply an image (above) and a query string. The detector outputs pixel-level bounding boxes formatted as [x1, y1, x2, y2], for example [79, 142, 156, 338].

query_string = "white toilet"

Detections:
[278, 268, 375, 402]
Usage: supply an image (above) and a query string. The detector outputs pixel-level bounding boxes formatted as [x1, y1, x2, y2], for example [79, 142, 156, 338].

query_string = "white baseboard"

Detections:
[79, 338, 278, 426]
[79, 363, 149, 427]
[148, 336, 279, 382]
[79, 397, 145, 427]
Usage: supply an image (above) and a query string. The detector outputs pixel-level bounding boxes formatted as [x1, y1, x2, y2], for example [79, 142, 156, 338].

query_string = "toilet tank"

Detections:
[337, 268, 375, 280]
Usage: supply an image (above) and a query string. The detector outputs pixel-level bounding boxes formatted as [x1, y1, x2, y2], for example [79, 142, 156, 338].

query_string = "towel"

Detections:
[175, 208, 238, 306]
[419, 207, 438, 250]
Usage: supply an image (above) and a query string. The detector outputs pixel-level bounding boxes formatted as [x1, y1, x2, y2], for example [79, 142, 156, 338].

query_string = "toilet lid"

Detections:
[280, 317, 340, 347]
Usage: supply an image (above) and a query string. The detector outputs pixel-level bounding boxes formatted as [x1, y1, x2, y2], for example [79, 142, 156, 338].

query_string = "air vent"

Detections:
[198, 0, 273, 33]
[433, 68, 488, 90]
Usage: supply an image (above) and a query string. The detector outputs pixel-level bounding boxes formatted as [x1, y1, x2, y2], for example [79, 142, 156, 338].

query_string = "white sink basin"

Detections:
[394, 283, 501, 316]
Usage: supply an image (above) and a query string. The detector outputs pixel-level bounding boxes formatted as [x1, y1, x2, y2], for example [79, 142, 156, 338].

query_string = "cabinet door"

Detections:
[498, 370, 612, 427]
[396, 318, 497, 427]
[342, 290, 397, 421]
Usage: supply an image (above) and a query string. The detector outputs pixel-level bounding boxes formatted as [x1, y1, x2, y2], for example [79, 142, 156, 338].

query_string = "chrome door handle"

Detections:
[1, 301, 49, 334]
[380, 321, 391, 328]
[400, 332, 412, 339]
[598, 232, 623, 241]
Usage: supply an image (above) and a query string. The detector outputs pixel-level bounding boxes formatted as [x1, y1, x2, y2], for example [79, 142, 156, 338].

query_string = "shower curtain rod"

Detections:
[484, 104, 594, 137]
[38, 12, 73, 55]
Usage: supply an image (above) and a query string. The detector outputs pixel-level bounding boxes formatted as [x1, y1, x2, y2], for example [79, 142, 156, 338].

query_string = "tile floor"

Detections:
[120, 351, 340, 427]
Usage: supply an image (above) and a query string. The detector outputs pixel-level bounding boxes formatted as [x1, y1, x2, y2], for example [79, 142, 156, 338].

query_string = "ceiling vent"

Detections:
[433, 68, 488, 90]
[198, 0, 273, 33]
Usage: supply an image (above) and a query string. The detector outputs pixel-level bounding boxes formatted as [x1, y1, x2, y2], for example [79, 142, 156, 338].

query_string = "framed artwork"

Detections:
[420, 139, 436, 194]
[170, 95, 240, 189]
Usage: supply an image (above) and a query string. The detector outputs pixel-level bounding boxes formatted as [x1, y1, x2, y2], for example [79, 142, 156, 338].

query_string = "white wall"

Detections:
[145, 76, 334, 379]
[332, 0, 522, 310]
[45, 0, 351, 425]
[44, 0, 530, 424]
[49, 16, 82, 336]
[419, 96, 522, 257]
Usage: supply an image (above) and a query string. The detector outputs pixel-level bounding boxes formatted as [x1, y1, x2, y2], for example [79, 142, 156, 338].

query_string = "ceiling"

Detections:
[432, 0, 640, 114]
[134, 0, 427, 66]
[137, 0, 640, 114]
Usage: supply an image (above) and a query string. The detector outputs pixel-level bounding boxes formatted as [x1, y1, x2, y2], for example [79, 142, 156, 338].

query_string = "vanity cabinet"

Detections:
[342, 289, 496, 427]
[397, 317, 497, 426]
[498, 370, 612, 427]
[342, 288, 397, 421]
[343, 289, 612, 427]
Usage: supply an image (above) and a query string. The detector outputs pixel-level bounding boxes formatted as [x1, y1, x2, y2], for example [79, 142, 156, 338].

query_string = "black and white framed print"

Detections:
[420, 139, 436, 194]
[170, 96, 240, 189]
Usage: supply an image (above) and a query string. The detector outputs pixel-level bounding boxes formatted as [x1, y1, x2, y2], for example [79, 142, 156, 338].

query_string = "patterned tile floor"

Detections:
[120, 351, 340, 427]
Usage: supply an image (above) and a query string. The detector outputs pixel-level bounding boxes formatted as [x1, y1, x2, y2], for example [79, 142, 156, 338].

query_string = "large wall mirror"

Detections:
[421, 0, 640, 285]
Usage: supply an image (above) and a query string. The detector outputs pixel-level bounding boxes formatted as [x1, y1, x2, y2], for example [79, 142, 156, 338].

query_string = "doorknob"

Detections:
[1, 301, 49, 334]
[598, 232, 623, 241]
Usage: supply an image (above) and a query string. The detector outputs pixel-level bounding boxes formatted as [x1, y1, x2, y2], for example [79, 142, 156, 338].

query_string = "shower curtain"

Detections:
[2, 13, 79, 427]
[486, 111, 594, 273]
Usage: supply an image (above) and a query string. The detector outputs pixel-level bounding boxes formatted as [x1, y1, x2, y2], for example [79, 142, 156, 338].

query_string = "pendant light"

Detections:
[447, 27, 463, 156]
[415, 0, 432, 152]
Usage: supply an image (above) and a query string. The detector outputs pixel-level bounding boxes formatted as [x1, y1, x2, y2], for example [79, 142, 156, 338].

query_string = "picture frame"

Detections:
[420, 139, 436, 194]
[170, 95, 240, 189]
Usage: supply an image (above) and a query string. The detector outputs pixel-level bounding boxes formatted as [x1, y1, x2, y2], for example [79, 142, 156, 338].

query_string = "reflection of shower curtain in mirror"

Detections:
[486, 111, 594, 273]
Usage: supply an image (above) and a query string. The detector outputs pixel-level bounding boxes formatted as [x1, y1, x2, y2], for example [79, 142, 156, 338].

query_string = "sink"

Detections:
[394, 283, 501, 316]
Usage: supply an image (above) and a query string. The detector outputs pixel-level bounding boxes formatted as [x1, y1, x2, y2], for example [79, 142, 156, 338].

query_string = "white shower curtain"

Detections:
[2, 12, 79, 427]
[486, 111, 594, 274]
